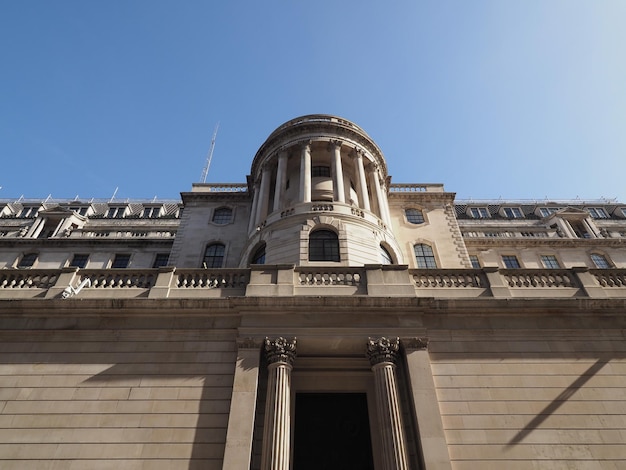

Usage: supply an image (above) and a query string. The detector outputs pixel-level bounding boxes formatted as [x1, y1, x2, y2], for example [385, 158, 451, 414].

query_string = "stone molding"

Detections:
[401, 337, 429, 350]
[264, 337, 297, 366]
[366, 336, 400, 366]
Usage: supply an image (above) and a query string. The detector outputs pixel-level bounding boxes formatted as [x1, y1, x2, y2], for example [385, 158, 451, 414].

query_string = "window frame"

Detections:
[502, 255, 521, 269]
[309, 230, 340, 262]
[251, 243, 266, 265]
[69, 254, 89, 269]
[503, 207, 523, 219]
[152, 253, 170, 268]
[405, 208, 425, 225]
[469, 255, 481, 269]
[587, 207, 608, 219]
[414, 243, 437, 269]
[380, 245, 394, 265]
[203, 243, 226, 268]
[17, 253, 38, 268]
[111, 254, 131, 269]
[469, 207, 490, 219]
[540, 255, 560, 269]
[590, 253, 611, 269]
[211, 207, 233, 225]
[106, 206, 127, 219]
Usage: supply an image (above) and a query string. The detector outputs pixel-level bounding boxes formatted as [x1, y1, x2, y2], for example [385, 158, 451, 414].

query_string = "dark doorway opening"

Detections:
[293, 392, 374, 470]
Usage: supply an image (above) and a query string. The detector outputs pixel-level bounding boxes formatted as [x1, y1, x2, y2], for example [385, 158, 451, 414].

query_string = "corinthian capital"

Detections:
[366, 336, 400, 366]
[264, 337, 297, 366]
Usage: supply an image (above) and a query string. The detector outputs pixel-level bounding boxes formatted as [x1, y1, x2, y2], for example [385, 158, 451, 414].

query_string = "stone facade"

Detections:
[1, 115, 626, 469]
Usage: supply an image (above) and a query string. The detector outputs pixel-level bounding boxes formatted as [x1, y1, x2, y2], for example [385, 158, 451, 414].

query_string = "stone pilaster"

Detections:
[367, 337, 409, 470]
[273, 151, 288, 212]
[329, 140, 345, 203]
[354, 149, 371, 211]
[261, 337, 297, 470]
[299, 142, 312, 203]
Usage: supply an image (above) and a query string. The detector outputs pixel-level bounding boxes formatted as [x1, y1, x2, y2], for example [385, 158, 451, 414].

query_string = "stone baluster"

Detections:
[366, 337, 409, 470]
[261, 337, 297, 470]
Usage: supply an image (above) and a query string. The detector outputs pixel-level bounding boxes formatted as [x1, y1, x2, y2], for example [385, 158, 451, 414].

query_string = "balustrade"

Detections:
[1, 266, 625, 299]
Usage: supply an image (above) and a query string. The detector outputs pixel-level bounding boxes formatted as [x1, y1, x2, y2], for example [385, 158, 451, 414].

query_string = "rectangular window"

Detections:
[539, 207, 560, 217]
[152, 253, 170, 268]
[142, 207, 161, 218]
[69, 254, 89, 268]
[18, 207, 39, 218]
[469, 255, 481, 269]
[106, 207, 126, 218]
[502, 255, 521, 269]
[591, 253, 611, 269]
[469, 207, 489, 218]
[311, 166, 331, 177]
[503, 207, 523, 218]
[17, 253, 38, 268]
[541, 255, 560, 269]
[70, 207, 88, 216]
[587, 207, 608, 219]
[111, 254, 131, 268]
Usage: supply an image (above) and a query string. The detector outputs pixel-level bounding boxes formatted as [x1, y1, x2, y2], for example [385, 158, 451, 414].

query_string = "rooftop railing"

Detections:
[0, 266, 624, 300]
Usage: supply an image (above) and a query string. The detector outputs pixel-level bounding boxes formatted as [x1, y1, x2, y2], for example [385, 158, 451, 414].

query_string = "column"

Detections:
[299, 142, 311, 203]
[354, 149, 371, 211]
[369, 163, 391, 225]
[248, 181, 261, 233]
[329, 140, 345, 203]
[261, 337, 297, 470]
[222, 338, 263, 470]
[366, 337, 409, 470]
[257, 164, 272, 225]
[273, 151, 289, 212]
[402, 337, 452, 470]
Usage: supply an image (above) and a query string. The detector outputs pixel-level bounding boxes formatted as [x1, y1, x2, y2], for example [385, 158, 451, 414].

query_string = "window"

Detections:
[587, 207, 608, 219]
[17, 253, 37, 268]
[69, 254, 89, 268]
[470, 207, 489, 218]
[414, 244, 437, 269]
[539, 207, 560, 217]
[541, 255, 560, 269]
[203, 243, 225, 268]
[469, 255, 481, 269]
[621, 208, 626, 218]
[111, 254, 131, 268]
[106, 206, 126, 218]
[502, 255, 521, 269]
[212, 207, 233, 224]
[309, 230, 340, 262]
[251, 244, 266, 264]
[590, 253, 611, 269]
[152, 253, 170, 268]
[405, 208, 424, 224]
[18, 207, 38, 218]
[311, 166, 331, 177]
[380, 245, 393, 264]
[142, 207, 161, 218]
[503, 207, 523, 218]
[70, 207, 88, 216]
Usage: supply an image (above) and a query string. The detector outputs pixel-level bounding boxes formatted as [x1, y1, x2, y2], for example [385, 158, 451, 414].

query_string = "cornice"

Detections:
[463, 237, 626, 248]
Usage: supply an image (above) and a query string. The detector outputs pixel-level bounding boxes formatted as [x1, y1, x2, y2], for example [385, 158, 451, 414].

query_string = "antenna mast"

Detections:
[201, 122, 220, 183]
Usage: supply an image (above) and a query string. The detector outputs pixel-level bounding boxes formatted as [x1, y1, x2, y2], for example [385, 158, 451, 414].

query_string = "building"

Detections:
[1, 114, 625, 470]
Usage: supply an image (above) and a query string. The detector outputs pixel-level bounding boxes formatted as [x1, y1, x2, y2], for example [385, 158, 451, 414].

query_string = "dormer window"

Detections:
[587, 207, 608, 219]
[503, 207, 523, 218]
[70, 206, 88, 216]
[539, 207, 560, 217]
[469, 207, 489, 219]
[18, 206, 39, 218]
[106, 206, 127, 218]
[142, 206, 162, 218]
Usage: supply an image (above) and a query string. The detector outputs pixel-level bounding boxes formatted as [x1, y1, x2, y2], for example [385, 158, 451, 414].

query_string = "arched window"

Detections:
[203, 243, 225, 268]
[251, 244, 266, 265]
[405, 208, 424, 224]
[212, 207, 232, 224]
[309, 230, 340, 262]
[414, 244, 437, 269]
[380, 245, 393, 265]
[591, 253, 611, 269]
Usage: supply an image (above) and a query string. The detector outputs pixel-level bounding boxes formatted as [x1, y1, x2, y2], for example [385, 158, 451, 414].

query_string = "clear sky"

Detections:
[1, 1, 625, 202]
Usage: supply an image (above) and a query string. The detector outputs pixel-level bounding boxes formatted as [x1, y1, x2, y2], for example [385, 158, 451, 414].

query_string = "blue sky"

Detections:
[1, 1, 625, 202]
